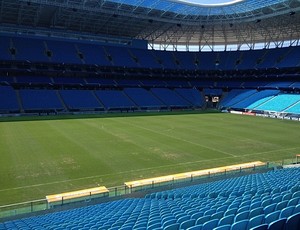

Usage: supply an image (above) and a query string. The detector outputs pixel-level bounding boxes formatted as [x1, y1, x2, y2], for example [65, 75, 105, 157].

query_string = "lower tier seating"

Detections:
[0, 86, 205, 114]
[221, 89, 300, 114]
[1, 168, 300, 230]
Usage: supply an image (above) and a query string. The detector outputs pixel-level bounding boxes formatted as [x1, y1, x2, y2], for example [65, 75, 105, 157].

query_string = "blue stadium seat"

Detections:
[219, 214, 235, 226]
[164, 223, 180, 230]
[202, 219, 219, 230]
[179, 219, 195, 229]
[3, 168, 300, 230]
[248, 214, 265, 229]
[230, 219, 249, 230]
[20, 89, 64, 111]
[234, 210, 250, 222]
[0, 86, 19, 112]
[249, 207, 264, 219]
[279, 206, 295, 218]
[196, 215, 211, 225]
[268, 218, 287, 230]
[264, 203, 276, 215]
[249, 223, 268, 230]
[285, 212, 300, 230]
[213, 225, 231, 230]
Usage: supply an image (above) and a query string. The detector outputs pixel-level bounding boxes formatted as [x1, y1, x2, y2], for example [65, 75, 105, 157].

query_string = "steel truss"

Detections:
[0, 0, 299, 50]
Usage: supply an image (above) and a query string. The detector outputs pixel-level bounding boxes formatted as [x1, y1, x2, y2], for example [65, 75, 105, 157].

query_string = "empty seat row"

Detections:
[1, 35, 300, 70]
[1, 168, 300, 230]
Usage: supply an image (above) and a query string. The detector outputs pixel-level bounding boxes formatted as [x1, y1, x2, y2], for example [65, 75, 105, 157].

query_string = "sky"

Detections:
[173, 0, 244, 7]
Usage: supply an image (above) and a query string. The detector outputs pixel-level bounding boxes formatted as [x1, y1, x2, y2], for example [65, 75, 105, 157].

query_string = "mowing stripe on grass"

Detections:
[113, 118, 237, 157]
[1, 146, 297, 194]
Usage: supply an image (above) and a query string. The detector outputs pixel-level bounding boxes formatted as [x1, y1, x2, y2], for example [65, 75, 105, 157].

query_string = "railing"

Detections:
[0, 199, 47, 219]
[0, 159, 298, 221]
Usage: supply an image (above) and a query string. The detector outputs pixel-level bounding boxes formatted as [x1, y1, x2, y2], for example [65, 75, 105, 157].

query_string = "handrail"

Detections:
[1, 159, 297, 221]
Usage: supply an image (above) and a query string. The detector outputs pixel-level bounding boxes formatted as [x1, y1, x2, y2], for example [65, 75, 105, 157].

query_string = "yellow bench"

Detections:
[46, 186, 109, 203]
[125, 161, 265, 188]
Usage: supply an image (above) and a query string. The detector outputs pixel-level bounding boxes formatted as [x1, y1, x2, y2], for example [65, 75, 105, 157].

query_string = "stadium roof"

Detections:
[108, 0, 288, 15]
[0, 0, 300, 49]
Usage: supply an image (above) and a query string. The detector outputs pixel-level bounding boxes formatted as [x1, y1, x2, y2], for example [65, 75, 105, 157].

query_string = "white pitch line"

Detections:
[0, 145, 295, 193]
[0, 157, 230, 193]
[114, 119, 237, 157]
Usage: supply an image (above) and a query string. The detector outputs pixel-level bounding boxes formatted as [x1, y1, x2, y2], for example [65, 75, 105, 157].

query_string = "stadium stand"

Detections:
[0, 76, 15, 84]
[218, 89, 300, 115]
[85, 77, 116, 86]
[19, 89, 64, 112]
[0, 86, 19, 113]
[45, 40, 82, 64]
[105, 46, 139, 68]
[150, 88, 191, 108]
[253, 94, 300, 112]
[123, 88, 165, 109]
[1, 0, 300, 228]
[76, 43, 112, 66]
[12, 37, 49, 63]
[140, 79, 167, 88]
[95, 90, 136, 110]
[15, 76, 52, 84]
[219, 89, 258, 108]
[130, 49, 161, 69]
[0, 36, 12, 61]
[174, 88, 204, 107]
[59, 90, 103, 111]
[1, 168, 300, 230]
[229, 90, 280, 110]
[1, 35, 300, 70]
[1, 35, 300, 115]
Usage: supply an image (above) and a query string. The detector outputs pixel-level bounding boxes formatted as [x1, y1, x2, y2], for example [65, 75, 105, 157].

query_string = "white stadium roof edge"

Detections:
[0, 0, 300, 51]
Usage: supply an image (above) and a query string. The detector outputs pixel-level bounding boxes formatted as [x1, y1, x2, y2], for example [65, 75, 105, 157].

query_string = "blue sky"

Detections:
[173, 0, 244, 6]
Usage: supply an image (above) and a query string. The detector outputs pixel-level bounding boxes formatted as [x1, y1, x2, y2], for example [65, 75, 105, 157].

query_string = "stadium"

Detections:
[1, 0, 300, 229]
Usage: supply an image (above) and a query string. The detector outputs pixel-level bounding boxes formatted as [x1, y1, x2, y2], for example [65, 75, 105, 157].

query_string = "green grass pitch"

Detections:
[0, 111, 300, 205]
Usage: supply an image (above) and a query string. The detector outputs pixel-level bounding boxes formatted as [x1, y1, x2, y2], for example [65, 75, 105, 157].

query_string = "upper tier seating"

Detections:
[1, 168, 300, 230]
[105, 46, 138, 68]
[151, 50, 178, 69]
[174, 52, 198, 70]
[1, 35, 300, 70]
[45, 40, 82, 64]
[217, 51, 241, 70]
[0, 36, 12, 60]
[277, 47, 300, 68]
[130, 49, 161, 69]
[12, 37, 49, 62]
[77, 43, 111, 66]
[0, 76, 15, 84]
